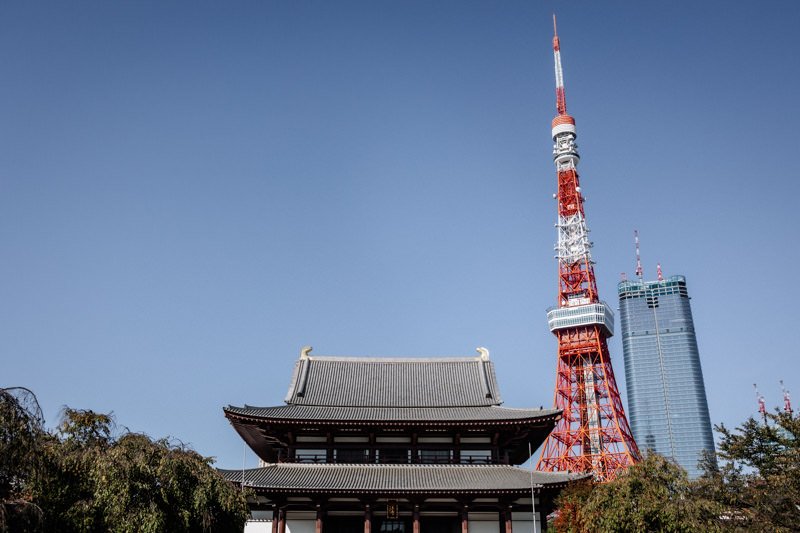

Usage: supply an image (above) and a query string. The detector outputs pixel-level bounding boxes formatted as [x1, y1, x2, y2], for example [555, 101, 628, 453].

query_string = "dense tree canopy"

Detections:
[694, 410, 800, 531]
[550, 453, 721, 533]
[551, 410, 800, 533]
[0, 388, 249, 533]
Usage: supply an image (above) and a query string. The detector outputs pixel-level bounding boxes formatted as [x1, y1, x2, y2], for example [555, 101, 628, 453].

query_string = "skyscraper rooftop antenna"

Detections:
[781, 380, 792, 413]
[754, 383, 767, 423]
[635, 230, 643, 282]
[657, 263, 663, 281]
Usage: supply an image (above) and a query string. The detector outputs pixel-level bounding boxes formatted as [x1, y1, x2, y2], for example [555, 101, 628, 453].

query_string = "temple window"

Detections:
[376, 448, 410, 464]
[379, 521, 406, 532]
[418, 449, 452, 464]
[334, 448, 368, 463]
[294, 449, 326, 463]
[461, 450, 492, 464]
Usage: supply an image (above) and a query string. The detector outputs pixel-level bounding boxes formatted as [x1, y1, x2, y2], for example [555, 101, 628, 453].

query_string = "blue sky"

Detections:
[2, 1, 799, 469]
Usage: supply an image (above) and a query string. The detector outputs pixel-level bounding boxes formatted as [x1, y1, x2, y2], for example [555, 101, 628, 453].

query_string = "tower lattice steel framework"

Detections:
[536, 16, 640, 482]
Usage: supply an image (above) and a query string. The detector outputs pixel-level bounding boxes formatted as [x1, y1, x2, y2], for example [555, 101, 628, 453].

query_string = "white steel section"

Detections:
[553, 131, 579, 168]
[555, 212, 592, 263]
[554, 50, 564, 88]
[551, 123, 576, 138]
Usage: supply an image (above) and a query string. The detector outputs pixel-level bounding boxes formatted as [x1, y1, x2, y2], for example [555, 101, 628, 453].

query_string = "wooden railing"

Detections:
[278, 451, 497, 465]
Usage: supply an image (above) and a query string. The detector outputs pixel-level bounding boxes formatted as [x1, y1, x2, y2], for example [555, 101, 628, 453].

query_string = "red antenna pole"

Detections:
[635, 230, 643, 282]
[754, 383, 767, 423]
[781, 380, 792, 413]
[537, 16, 639, 482]
[552, 14, 567, 116]
[657, 263, 663, 281]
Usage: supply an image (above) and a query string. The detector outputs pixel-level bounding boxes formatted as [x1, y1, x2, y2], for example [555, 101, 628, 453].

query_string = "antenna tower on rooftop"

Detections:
[781, 380, 792, 413]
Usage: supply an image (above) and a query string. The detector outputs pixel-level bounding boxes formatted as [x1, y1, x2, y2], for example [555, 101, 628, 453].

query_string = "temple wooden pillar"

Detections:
[316, 504, 323, 533]
[363, 504, 372, 533]
[503, 506, 512, 533]
[272, 507, 279, 533]
[278, 509, 286, 533]
[461, 506, 469, 533]
[412, 505, 420, 533]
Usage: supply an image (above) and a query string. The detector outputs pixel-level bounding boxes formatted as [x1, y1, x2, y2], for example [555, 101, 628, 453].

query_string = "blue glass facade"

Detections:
[618, 275, 715, 478]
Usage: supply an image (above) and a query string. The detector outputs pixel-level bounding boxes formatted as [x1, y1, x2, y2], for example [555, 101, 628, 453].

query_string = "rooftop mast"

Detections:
[754, 383, 767, 423]
[635, 230, 643, 282]
[781, 380, 792, 413]
[537, 15, 640, 482]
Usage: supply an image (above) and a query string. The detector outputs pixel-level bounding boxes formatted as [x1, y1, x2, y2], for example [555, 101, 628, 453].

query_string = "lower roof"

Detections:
[219, 463, 585, 494]
[224, 405, 560, 424]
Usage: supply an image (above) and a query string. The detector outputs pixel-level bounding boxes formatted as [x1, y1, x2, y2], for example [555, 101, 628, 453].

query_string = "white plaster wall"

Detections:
[286, 519, 316, 533]
[468, 521, 500, 533]
[244, 520, 270, 533]
[511, 519, 542, 533]
[245, 516, 539, 533]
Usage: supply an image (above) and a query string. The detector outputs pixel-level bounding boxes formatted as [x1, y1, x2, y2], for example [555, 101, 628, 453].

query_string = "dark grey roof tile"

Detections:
[219, 464, 585, 492]
[284, 356, 503, 407]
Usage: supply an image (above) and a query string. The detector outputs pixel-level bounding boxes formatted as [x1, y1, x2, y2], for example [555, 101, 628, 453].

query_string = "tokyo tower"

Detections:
[536, 16, 640, 481]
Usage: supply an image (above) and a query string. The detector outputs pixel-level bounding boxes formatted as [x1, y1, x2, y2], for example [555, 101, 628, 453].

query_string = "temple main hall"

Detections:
[221, 347, 583, 532]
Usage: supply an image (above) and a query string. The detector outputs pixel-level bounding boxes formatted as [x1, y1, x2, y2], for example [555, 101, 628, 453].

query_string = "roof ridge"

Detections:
[300, 356, 487, 362]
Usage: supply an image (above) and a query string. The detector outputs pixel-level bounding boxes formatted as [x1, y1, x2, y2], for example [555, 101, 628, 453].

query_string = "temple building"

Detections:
[221, 347, 584, 533]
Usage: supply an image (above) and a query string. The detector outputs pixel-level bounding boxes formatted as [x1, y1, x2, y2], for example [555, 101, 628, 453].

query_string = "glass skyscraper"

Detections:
[617, 275, 715, 478]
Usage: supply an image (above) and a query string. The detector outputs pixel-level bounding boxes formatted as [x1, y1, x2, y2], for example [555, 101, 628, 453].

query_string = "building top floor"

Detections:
[618, 275, 689, 299]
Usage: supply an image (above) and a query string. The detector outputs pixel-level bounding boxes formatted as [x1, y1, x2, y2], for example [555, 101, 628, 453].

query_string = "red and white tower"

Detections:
[536, 16, 640, 481]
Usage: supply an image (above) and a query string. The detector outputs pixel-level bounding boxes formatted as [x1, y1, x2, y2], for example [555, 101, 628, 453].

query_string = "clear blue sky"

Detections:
[3, 1, 799, 469]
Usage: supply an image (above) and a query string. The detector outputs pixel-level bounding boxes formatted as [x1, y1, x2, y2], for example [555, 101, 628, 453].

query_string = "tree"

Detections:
[1, 389, 249, 533]
[694, 410, 800, 532]
[550, 453, 723, 533]
[0, 387, 46, 532]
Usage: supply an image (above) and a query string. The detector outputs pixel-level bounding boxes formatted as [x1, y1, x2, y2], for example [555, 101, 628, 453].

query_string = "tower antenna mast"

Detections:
[537, 15, 640, 482]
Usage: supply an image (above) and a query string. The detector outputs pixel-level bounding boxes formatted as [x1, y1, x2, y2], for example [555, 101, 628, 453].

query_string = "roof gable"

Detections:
[284, 354, 504, 407]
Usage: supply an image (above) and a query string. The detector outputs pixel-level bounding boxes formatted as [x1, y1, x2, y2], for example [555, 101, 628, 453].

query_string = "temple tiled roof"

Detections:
[219, 464, 586, 493]
[284, 355, 503, 407]
[225, 404, 560, 424]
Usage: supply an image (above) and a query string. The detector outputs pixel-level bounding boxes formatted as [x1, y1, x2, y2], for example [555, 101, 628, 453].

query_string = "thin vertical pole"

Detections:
[529, 442, 538, 533]
[242, 442, 246, 490]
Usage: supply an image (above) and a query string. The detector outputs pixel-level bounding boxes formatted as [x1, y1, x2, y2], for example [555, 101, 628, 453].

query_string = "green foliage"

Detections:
[1, 389, 249, 533]
[694, 410, 800, 532]
[550, 453, 722, 533]
[0, 388, 46, 532]
[0, 388, 44, 500]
